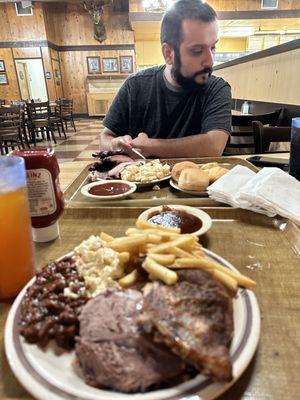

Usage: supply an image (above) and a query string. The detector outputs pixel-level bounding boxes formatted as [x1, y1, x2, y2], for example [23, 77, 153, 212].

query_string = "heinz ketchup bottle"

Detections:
[10, 148, 64, 242]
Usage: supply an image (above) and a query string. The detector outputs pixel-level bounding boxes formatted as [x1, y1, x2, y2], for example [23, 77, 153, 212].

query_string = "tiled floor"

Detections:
[35, 119, 103, 163]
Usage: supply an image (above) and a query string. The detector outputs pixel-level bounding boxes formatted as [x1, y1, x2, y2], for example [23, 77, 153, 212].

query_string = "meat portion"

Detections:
[89, 150, 137, 180]
[140, 269, 233, 381]
[75, 289, 186, 392]
[107, 161, 139, 178]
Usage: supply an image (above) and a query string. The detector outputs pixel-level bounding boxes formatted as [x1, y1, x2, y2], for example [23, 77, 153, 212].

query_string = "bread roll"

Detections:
[207, 166, 229, 183]
[178, 168, 209, 191]
[200, 162, 219, 171]
[171, 161, 198, 182]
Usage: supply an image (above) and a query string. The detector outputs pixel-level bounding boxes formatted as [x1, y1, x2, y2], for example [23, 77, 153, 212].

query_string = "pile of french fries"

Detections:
[99, 219, 256, 293]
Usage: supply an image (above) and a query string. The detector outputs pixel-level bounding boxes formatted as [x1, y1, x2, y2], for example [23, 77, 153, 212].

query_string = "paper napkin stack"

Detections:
[207, 165, 300, 225]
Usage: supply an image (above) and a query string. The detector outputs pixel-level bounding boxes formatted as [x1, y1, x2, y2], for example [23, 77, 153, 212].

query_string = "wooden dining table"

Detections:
[1, 154, 299, 400]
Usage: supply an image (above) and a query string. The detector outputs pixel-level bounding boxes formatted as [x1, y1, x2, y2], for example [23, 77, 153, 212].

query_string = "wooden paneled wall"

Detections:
[207, 0, 300, 11]
[130, 0, 300, 12]
[0, 3, 46, 41]
[60, 49, 135, 114]
[12, 48, 41, 59]
[213, 48, 300, 105]
[0, 49, 19, 101]
[0, 2, 135, 113]
[44, 2, 135, 113]
[0, 45, 58, 103]
[43, 3, 133, 46]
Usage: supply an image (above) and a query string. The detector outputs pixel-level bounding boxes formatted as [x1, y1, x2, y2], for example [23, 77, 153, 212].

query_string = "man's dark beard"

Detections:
[171, 50, 213, 90]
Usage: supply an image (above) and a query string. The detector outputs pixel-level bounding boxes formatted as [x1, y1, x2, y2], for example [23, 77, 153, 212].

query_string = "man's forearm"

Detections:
[148, 131, 228, 158]
[99, 129, 114, 151]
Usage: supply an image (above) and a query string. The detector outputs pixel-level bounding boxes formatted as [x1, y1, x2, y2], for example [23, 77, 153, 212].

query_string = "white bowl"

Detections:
[137, 204, 212, 236]
[81, 180, 137, 200]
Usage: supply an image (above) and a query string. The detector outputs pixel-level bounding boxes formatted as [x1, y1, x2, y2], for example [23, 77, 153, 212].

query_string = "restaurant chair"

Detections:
[0, 106, 28, 155]
[49, 102, 67, 139]
[57, 98, 76, 132]
[252, 121, 291, 153]
[224, 110, 282, 155]
[26, 101, 57, 146]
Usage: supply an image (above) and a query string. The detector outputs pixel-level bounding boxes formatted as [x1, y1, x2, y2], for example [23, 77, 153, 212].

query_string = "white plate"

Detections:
[138, 205, 212, 236]
[81, 180, 137, 200]
[170, 179, 209, 197]
[5, 250, 260, 400]
[132, 174, 171, 188]
[89, 173, 171, 189]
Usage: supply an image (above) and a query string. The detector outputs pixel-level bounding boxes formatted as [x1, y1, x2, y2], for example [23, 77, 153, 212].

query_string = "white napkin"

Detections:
[207, 165, 300, 224]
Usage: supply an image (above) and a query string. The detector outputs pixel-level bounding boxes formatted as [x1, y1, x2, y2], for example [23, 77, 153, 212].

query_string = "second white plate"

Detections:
[170, 179, 209, 197]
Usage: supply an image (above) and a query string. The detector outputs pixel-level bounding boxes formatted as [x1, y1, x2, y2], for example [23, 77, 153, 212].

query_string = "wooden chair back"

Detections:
[225, 109, 282, 154]
[26, 101, 51, 122]
[57, 98, 73, 117]
[252, 121, 291, 153]
[0, 106, 21, 136]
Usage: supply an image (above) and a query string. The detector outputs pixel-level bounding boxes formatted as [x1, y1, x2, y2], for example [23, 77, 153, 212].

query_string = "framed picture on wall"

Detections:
[87, 56, 101, 74]
[0, 73, 8, 85]
[120, 56, 133, 74]
[102, 58, 119, 73]
[0, 60, 5, 72]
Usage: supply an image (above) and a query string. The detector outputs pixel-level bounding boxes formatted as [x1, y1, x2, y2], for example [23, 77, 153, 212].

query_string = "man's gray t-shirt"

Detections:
[103, 65, 231, 139]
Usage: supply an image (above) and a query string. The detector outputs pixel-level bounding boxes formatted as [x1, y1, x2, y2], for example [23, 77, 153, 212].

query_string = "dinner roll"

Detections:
[207, 166, 229, 183]
[178, 168, 210, 191]
[200, 162, 219, 171]
[171, 161, 198, 182]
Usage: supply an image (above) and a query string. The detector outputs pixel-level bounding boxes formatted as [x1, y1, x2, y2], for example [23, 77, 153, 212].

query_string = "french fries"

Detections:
[147, 235, 197, 254]
[118, 269, 140, 288]
[118, 252, 130, 265]
[148, 253, 176, 266]
[100, 232, 114, 242]
[143, 256, 178, 285]
[97, 219, 256, 293]
[213, 270, 238, 292]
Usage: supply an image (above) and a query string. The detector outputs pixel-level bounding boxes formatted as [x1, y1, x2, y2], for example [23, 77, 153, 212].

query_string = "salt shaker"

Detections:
[289, 118, 300, 181]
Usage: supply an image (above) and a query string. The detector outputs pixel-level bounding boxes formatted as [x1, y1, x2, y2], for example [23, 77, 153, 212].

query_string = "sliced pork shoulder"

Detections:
[140, 269, 234, 382]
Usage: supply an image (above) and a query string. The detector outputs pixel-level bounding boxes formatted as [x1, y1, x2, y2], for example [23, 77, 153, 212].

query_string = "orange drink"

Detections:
[0, 156, 34, 299]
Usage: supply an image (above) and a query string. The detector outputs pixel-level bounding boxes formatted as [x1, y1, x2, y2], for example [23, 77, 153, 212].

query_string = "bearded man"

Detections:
[100, 0, 231, 158]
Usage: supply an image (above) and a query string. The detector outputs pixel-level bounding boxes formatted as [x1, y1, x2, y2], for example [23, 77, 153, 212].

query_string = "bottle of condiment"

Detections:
[289, 118, 300, 181]
[10, 148, 65, 242]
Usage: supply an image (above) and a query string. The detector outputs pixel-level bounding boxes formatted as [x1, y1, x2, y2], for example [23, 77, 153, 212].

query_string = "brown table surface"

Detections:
[1, 154, 299, 400]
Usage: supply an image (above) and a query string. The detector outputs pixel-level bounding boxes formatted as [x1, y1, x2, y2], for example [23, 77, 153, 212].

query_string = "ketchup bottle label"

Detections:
[26, 168, 57, 216]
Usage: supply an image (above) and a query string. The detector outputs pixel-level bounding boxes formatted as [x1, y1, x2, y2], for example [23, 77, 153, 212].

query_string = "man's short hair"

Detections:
[160, 0, 217, 50]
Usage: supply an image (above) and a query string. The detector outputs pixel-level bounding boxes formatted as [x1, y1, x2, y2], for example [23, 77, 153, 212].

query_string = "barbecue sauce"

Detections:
[88, 182, 131, 196]
[10, 148, 64, 242]
[148, 206, 202, 234]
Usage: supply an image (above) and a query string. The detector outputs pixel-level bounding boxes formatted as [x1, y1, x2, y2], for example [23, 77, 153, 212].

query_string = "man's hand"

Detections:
[111, 135, 133, 152]
[131, 133, 152, 157]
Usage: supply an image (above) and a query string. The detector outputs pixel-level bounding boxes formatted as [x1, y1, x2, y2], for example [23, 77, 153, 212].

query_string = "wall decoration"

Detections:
[55, 69, 61, 80]
[102, 58, 118, 73]
[120, 56, 133, 74]
[87, 56, 101, 74]
[0, 73, 8, 84]
[0, 60, 5, 72]
[83, 1, 111, 43]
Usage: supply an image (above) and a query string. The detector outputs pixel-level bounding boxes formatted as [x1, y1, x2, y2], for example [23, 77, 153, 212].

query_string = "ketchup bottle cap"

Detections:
[32, 222, 60, 243]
